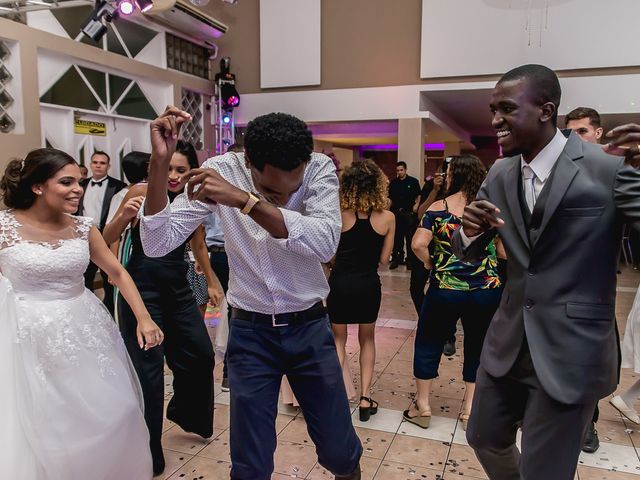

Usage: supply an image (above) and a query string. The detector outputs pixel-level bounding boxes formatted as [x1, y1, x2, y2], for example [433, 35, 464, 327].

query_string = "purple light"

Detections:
[361, 143, 446, 151]
[226, 96, 240, 107]
[118, 0, 134, 15]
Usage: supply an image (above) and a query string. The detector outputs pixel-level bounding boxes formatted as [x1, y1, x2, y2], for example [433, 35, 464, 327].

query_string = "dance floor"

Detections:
[152, 266, 640, 479]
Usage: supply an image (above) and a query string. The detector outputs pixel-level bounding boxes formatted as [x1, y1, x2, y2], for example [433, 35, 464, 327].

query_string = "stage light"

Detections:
[81, 17, 108, 42]
[222, 113, 232, 124]
[118, 0, 134, 15]
[220, 82, 240, 108]
[135, 0, 153, 13]
[80, 0, 116, 42]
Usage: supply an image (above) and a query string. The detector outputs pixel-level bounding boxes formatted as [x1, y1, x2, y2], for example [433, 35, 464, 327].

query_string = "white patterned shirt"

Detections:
[140, 152, 341, 314]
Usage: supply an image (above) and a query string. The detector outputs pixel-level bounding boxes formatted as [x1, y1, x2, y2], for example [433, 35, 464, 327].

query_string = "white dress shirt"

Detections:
[139, 152, 342, 315]
[82, 175, 109, 227]
[462, 129, 568, 244]
[519, 128, 567, 210]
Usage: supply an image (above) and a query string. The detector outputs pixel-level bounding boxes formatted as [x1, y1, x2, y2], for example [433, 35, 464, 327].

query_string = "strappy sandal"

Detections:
[402, 401, 431, 429]
[359, 396, 379, 422]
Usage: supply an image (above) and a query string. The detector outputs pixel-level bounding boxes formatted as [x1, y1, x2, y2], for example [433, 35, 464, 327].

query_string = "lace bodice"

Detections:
[0, 209, 92, 298]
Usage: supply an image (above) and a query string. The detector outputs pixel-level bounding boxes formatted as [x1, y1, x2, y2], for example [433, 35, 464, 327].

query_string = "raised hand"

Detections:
[433, 174, 445, 192]
[462, 200, 504, 237]
[603, 123, 640, 168]
[150, 106, 192, 164]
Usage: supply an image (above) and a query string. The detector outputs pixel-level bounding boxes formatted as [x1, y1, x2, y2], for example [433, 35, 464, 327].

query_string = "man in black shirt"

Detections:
[388, 161, 421, 269]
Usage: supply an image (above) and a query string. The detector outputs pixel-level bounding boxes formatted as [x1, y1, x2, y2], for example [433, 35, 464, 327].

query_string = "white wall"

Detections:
[235, 74, 640, 138]
[421, 0, 640, 78]
[259, 0, 321, 88]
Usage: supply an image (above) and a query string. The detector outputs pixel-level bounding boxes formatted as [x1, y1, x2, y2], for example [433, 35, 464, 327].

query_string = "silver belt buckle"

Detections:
[272, 314, 288, 327]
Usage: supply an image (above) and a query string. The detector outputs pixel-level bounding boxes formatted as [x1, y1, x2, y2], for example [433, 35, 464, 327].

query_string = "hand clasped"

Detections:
[185, 168, 247, 208]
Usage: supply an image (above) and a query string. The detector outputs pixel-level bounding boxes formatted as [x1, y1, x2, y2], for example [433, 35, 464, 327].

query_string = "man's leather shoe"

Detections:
[582, 423, 600, 453]
[335, 464, 361, 480]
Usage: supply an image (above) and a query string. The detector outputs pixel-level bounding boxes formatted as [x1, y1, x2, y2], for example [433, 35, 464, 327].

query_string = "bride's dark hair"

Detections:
[1, 148, 77, 209]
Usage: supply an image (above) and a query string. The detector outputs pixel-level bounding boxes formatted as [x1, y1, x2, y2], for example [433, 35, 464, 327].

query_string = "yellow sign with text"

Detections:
[74, 119, 107, 136]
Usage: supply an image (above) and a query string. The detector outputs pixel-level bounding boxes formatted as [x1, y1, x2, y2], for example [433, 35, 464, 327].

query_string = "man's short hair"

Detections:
[91, 150, 111, 163]
[226, 143, 244, 153]
[397, 161, 408, 169]
[565, 107, 601, 128]
[244, 113, 313, 172]
[121, 151, 150, 184]
[498, 64, 562, 125]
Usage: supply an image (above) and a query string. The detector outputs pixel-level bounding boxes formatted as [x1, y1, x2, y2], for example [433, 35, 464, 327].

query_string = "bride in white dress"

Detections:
[0, 148, 163, 479]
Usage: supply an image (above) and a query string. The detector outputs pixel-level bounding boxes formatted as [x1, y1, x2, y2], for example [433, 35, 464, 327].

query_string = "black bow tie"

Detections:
[91, 180, 105, 187]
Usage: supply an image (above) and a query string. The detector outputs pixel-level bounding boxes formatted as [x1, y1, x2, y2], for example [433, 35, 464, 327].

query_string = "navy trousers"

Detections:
[227, 314, 362, 480]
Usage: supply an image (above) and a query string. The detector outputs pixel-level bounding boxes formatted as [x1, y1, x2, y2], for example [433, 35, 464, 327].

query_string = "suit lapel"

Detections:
[534, 134, 582, 245]
[503, 158, 530, 249]
[100, 177, 117, 228]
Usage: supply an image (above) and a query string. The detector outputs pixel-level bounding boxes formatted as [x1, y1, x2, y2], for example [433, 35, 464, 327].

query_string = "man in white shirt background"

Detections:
[140, 109, 362, 480]
[78, 150, 126, 314]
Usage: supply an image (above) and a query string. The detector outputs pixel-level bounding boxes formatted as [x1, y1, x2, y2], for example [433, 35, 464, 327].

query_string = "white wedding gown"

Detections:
[0, 209, 153, 479]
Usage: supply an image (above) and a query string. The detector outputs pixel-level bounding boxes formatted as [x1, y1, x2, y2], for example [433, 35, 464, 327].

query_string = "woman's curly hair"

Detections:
[339, 160, 389, 212]
[446, 154, 487, 204]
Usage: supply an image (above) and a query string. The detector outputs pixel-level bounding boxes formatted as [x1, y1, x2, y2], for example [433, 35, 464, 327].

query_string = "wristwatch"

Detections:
[240, 191, 260, 214]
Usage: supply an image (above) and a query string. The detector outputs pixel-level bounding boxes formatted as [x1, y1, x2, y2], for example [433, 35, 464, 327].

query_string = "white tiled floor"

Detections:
[155, 265, 640, 479]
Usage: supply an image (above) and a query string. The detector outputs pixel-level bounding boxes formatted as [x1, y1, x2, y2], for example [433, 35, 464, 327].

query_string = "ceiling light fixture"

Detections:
[118, 0, 134, 15]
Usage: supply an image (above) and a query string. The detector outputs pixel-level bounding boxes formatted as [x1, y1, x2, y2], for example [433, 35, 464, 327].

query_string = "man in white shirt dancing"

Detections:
[140, 107, 362, 480]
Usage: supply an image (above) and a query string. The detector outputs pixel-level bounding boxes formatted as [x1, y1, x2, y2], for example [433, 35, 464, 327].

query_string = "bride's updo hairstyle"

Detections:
[1, 148, 77, 209]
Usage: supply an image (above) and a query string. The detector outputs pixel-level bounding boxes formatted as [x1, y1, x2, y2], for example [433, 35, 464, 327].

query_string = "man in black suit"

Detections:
[79, 150, 126, 313]
[452, 64, 640, 479]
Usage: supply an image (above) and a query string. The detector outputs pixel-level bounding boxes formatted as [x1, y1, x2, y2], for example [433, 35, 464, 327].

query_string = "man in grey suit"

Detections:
[452, 64, 640, 479]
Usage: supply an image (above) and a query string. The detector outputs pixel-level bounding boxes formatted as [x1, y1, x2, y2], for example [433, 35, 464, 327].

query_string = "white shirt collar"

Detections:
[90, 175, 108, 184]
[520, 129, 567, 182]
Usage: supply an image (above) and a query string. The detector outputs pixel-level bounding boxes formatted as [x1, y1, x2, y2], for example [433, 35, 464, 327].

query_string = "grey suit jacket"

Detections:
[452, 131, 640, 404]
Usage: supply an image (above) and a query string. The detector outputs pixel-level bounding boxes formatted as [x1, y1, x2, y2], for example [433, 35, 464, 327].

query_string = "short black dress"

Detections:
[327, 214, 386, 324]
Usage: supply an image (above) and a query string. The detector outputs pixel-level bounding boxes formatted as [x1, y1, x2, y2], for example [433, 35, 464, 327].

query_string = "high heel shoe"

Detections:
[402, 401, 431, 429]
[359, 396, 378, 422]
[459, 411, 471, 431]
[610, 396, 640, 424]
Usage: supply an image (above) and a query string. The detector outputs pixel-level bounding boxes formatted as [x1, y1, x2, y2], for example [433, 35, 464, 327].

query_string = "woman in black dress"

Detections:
[103, 141, 222, 475]
[327, 160, 395, 422]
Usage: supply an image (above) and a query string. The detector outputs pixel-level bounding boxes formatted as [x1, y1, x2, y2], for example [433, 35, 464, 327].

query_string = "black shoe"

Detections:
[582, 423, 600, 453]
[335, 464, 361, 480]
[389, 261, 399, 270]
[221, 376, 230, 392]
[443, 338, 456, 357]
[152, 455, 165, 476]
[358, 396, 378, 422]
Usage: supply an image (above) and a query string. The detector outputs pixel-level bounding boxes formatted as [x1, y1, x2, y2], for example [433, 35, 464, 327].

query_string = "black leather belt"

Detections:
[231, 301, 326, 326]
[208, 245, 225, 253]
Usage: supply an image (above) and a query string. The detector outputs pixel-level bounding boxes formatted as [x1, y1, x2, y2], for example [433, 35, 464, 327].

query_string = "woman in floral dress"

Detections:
[404, 155, 503, 430]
